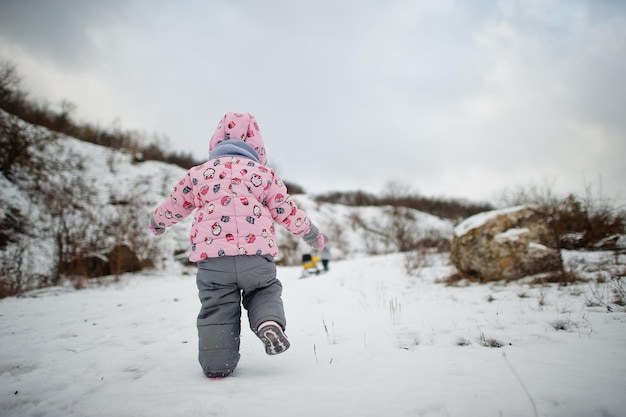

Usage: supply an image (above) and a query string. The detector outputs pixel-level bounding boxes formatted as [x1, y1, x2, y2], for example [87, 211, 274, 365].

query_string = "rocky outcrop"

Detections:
[450, 205, 562, 282]
[62, 245, 142, 278]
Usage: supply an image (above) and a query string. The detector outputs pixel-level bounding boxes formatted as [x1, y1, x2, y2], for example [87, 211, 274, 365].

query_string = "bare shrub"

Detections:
[315, 181, 493, 221]
[405, 238, 449, 277]
[320, 217, 349, 261]
[476, 332, 504, 348]
[578, 250, 626, 312]
[612, 278, 626, 308]
[499, 181, 626, 250]
[0, 110, 57, 182]
[586, 277, 626, 312]
[404, 246, 429, 277]
[456, 337, 472, 346]
[551, 318, 571, 331]
[54, 201, 108, 285]
[275, 232, 300, 266]
[0, 60, 21, 109]
[537, 288, 547, 310]
[106, 176, 163, 273]
[349, 212, 388, 255]
[439, 272, 481, 286]
[5, 132, 113, 286]
[351, 206, 448, 256]
[389, 297, 401, 325]
[0, 206, 28, 251]
[0, 242, 29, 298]
[526, 271, 588, 287]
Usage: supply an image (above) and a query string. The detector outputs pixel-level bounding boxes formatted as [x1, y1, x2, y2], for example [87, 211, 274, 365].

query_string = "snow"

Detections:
[2, 252, 626, 417]
[454, 205, 526, 237]
[495, 228, 529, 242]
[529, 242, 549, 251]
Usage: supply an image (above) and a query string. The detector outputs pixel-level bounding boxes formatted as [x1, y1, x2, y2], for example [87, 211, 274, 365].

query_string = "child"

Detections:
[321, 238, 331, 272]
[149, 112, 324, 378]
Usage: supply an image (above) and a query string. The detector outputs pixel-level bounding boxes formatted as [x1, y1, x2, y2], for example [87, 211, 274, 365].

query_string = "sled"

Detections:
[300, 254, 320, 278]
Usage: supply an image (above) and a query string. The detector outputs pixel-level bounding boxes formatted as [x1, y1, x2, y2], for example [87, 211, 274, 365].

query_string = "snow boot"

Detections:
[257, 321, 290, 355]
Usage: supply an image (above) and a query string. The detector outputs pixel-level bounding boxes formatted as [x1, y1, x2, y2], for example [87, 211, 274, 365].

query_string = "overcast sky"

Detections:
[1, 0, 625, 205]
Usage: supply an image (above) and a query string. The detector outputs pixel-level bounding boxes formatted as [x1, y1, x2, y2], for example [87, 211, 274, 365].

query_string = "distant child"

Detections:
[149, 112, 324, 378]
[321, 238, 331, 272]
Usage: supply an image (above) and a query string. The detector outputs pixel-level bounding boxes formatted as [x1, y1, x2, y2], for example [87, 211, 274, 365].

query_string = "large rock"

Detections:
[61, 244, 142, 278]
[108, 245, 142, 276]
[450, 205, 562, 282]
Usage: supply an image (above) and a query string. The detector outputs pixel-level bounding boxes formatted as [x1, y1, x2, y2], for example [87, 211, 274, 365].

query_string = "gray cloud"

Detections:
[0, 0, 130, 67]
[1, 0, 624, 204]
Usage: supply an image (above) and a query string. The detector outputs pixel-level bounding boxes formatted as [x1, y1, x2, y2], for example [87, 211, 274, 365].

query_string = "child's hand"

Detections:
[303, 224, 324, 251]
[315, 232, 325, 251]
[149, 217, 166, 236]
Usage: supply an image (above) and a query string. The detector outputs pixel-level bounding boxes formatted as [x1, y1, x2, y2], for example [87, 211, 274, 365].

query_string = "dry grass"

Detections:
[526, 271, 588, 286]
[476, 332, 505, 348]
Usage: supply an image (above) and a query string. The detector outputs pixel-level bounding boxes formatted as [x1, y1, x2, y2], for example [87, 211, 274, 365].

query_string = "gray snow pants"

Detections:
[195, 255, 286, 378]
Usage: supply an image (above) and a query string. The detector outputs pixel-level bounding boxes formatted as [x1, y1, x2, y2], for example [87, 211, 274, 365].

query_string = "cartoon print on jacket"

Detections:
[152, 112, 312, 261]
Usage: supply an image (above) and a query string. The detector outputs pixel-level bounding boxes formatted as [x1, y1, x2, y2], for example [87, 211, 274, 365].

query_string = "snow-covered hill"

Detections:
[1, 109, 192, 288]
[0, 110, 453, 293]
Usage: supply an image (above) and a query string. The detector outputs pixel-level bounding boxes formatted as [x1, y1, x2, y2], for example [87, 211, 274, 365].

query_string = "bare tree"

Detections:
[0, 60, 21, 106]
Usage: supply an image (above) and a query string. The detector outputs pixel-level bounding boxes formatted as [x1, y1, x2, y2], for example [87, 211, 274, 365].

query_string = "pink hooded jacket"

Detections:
[152, 112, 314, 262]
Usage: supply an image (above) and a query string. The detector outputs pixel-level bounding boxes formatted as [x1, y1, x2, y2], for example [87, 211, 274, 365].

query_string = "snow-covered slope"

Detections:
[1, 111, 454, 292]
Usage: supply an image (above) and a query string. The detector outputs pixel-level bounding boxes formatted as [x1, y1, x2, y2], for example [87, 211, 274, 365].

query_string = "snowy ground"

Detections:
[1, 252, 625, 417]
